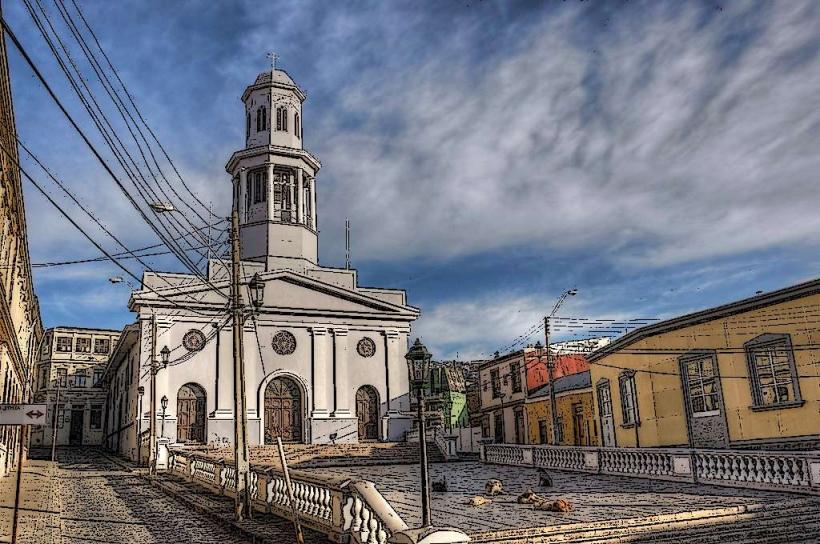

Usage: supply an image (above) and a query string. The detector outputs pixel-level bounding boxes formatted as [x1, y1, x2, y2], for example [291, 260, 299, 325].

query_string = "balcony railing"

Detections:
[481, 443, 820, 495]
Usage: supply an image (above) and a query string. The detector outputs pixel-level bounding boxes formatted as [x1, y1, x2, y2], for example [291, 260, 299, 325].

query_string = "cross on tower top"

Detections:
[266, 52, 279, 72]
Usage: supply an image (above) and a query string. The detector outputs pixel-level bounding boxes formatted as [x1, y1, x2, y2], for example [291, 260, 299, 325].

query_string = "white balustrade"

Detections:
[695, 450, 813, 490]
[532, 446, 586, 471]
[483, 443, 819, 495]
[485, 444, 526, 465]
[343, 481, 408, 544]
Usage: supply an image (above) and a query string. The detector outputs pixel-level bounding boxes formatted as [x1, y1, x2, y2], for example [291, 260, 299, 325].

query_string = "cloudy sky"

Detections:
[5, 0, 819, 359]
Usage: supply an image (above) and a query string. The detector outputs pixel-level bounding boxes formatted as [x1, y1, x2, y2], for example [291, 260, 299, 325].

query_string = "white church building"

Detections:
[103, 67, 418, 459]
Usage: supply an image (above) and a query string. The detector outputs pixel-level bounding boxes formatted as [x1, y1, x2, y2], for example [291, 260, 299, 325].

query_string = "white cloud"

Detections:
[310, 1, 820, 267]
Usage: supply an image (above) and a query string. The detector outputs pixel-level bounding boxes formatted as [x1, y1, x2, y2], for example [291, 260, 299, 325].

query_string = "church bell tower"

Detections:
[225, 59, 321, 272]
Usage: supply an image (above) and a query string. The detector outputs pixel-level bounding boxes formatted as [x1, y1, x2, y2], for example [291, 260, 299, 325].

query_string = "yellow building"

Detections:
[589, 279, 820, 450]
[0, 18, 44, 477]
[524, 371, 597, 446]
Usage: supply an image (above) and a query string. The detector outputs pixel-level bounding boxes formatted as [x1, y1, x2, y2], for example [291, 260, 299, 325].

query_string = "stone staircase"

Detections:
[470, 498, 820, 544]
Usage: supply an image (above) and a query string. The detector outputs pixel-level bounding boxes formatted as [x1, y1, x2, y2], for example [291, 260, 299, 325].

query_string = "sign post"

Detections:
[0, 404, 47, 426]
[1, 403, 47, 544]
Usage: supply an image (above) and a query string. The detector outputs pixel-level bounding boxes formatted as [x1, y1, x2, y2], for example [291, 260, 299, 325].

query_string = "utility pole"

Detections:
[149, 314, 158, 476]
[50, 376, 61, 462]
[231, 208, 251, 521]
[543, 288, 578, 446]
[544, 316, 559, 445]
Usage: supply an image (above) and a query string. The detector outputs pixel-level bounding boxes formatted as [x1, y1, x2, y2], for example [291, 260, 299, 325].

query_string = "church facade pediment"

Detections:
[131, 269, 418, 321]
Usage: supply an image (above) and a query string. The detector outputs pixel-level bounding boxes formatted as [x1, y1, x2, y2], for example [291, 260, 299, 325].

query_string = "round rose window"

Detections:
[272, 331, 297, 355]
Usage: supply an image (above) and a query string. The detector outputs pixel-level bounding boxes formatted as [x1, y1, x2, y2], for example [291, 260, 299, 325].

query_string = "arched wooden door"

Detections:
[356, 386, 380, 441]
[177, 383, 206, 443]
[264, 377, 302, 444]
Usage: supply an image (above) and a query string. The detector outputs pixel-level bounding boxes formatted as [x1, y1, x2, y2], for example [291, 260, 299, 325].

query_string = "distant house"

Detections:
[30, 327, 120, 448]
[525, 370, 596, 446]
[589, 278, 820, 450]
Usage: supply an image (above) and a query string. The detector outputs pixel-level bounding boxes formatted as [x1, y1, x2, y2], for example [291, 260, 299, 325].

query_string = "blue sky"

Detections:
[5, 0, 819, 359]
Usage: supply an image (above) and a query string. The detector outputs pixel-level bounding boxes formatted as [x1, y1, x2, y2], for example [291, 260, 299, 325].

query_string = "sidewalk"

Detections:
[0, 460, 61, 544]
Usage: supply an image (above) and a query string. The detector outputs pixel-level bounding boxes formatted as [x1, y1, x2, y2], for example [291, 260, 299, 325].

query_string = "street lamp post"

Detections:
[148, 334, 169, 477]
[137, 386, 144, 465]
[406, 338, 433, 527]
[160, 395, 168, 438]
[542, 288, 577, 445]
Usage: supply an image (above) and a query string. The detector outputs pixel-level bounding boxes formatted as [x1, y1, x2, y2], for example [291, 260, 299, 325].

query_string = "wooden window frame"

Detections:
[744, 333, 803, 411]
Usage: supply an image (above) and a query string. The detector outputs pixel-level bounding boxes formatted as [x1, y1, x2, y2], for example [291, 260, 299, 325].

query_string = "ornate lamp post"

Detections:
[149, 343, 170, 476]
[406, 338, 433, 527]
[160, 395, 168, 438]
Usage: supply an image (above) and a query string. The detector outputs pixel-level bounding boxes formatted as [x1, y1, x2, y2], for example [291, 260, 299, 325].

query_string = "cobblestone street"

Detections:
[5, 448, 255, 544]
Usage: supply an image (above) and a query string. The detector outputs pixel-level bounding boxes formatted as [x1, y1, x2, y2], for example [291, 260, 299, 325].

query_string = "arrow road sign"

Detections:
[0, 404, 48, 425]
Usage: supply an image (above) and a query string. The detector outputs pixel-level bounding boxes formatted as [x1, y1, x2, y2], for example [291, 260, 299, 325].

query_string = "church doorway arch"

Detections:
[264, 377, 303, 444]
[177, 383, 206, 444]
[356, 385, 380, 441]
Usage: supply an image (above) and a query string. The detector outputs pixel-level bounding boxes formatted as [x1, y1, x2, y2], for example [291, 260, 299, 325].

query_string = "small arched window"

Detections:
[282, 107, 288, 132]
[261, 106, 267, 130]
[276, 107, 283, 131]
[245, 112, 250, 139]
[256, 108, 262, 132]
[294, 113, 300, 138]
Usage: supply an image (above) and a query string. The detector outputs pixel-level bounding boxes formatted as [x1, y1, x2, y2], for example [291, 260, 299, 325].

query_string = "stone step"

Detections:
[471, 500, 820, 544]
[539, 503, 820, 544]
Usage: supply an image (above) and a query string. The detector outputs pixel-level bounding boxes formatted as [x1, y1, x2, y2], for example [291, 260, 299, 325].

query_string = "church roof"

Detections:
[242, 68, 305, 102]
[254, 69, 297, 87]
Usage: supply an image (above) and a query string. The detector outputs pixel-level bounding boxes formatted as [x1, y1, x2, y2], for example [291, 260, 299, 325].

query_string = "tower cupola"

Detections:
[226, 59, 321, 273]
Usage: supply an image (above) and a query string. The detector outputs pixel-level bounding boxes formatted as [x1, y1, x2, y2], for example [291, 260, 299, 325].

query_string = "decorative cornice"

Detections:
[225, 144, 321, 174]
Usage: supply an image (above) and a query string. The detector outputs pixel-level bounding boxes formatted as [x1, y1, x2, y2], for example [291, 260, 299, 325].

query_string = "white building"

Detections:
[31, 327, 120, 448]
[104, 67, 418, 460]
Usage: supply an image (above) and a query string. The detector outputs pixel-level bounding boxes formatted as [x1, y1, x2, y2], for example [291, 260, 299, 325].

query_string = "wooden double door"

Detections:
[177, 384, 206, 444]
[264, 377, 303, 443]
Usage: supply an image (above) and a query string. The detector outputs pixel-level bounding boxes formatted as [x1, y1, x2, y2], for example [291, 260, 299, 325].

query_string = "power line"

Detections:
[10, 146, 222, 318]
[66, 0, 218, 222]
[19, 0, 211, 275]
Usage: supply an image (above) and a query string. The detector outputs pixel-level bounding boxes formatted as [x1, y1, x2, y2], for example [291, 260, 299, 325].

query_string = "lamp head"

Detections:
[161, 395, 168, 410]
[160, 345, 171, 367]
[249, 273, 264, 308]
[405, 338, 432, 389]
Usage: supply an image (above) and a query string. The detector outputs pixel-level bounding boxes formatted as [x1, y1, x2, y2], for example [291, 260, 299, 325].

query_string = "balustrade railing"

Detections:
[481, 443, 820, 495]
[165, 449, 411, 544]
[695, 450, 813, 490]
[485, 444, 525, 465]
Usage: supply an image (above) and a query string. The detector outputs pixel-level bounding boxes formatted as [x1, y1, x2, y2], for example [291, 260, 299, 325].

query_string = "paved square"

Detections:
[312, 461, 807, 534]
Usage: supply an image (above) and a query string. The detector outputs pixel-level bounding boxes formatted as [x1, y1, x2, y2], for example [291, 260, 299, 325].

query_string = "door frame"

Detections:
[263, 375, 305, 444]
[678, 350, 730, 448]
[596, 378, 617, 447]
[257, 372, 309, 444]
[69, 408, 84, 445]
[177, 383, 207, 444]
[355, 385, 381, 442]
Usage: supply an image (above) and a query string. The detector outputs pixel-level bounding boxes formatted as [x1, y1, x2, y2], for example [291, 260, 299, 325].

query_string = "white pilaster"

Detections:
[309, 177, 317, 230]
[385, 330, 405, 412]
[267, 163, 275, 221]
[310, 327, 331, 418]
[288, 172, 295, 223]
[296, 169, 304, 225]
[331, 328, 351, 417]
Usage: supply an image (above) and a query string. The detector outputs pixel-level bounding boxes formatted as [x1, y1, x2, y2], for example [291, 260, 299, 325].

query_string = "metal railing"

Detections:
[481, 443, 820, 495]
